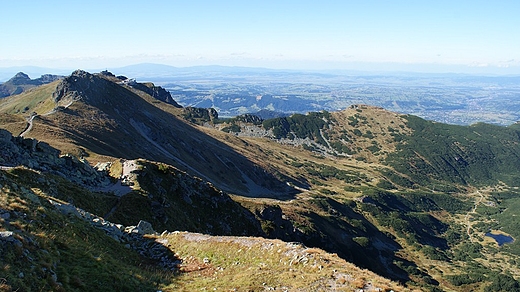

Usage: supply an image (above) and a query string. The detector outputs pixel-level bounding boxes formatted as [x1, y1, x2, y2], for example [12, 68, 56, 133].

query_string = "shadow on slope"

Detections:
[104, 160, 268, 236]
[12, 70, 299, 199]
[0, 168, 178, 291]
[0, 131, 266, 238]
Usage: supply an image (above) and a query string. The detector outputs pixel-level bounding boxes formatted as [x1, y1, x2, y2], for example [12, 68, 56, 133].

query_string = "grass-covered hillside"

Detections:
[3, 70, 520, 291]
[0, 147, 405, 291]
[0, 167, 174, 291]
[387, 115, 520, 187]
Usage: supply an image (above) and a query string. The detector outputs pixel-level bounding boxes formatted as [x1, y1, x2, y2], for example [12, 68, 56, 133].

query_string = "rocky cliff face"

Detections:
[129, 81, 182, 107]
[52, 70, 114, 105]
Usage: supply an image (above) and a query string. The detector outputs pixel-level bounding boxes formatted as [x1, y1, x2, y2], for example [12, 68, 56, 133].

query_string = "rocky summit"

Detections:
[0, 72, 62, 98]
[1, 69, 520, 291]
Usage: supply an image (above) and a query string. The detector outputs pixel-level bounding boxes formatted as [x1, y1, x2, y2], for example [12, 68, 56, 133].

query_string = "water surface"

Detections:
[485, 232, 514, 246]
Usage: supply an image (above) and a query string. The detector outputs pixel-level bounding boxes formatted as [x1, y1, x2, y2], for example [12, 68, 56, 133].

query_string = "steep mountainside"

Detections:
[0, 70, 293, 197]
[0, 125, 405, 292]
[2, 70, 520, 291]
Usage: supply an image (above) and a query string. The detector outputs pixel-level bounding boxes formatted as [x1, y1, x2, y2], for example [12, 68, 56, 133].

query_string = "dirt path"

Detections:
[465, 190, 484, 242]
[19, 113, 37, 137]
[19, 100, 75, 137]
[100, 160, 140, 218]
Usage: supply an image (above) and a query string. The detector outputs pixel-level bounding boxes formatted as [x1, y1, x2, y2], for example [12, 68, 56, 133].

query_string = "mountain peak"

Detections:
[0, 71, 63, 98]
[7, 72, 32, 86]
[71, 69, 90, 77]
[51, 70, 182, 108]
[12, 71, 30, 80]
[52, 70, 98, 104]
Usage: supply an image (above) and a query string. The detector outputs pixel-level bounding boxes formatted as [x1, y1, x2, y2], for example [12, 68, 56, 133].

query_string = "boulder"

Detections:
[136, 220, 155, 235]
[48, 200, 81, 218]
[0, 231, 14, 240]
[0, 231, 22, 247]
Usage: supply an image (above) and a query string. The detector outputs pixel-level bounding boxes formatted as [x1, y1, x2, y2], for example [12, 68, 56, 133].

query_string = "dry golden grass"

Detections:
[159, 232, 408, 291]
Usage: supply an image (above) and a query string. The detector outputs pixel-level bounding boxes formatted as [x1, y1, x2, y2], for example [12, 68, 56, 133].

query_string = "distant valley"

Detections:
[160, 71, 520, 126]
[110, 63, 520, 126]
[3, 64, 520, 126]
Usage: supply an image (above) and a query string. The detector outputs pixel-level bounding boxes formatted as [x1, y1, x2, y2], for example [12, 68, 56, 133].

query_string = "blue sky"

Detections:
[1, 0, 520, 74]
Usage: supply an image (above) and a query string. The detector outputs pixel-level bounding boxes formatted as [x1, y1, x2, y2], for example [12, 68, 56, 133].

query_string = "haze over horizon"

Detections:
[2, 0, 520, 75]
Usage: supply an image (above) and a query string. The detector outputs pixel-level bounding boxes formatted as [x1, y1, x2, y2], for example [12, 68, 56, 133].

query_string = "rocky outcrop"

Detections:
[52, 70, 93, 104]
[235, 113, 263, 125]
[0, 128, 110, 187]
[52, 70, 183, 111]
[0, 230, 22, 247]
[129, 82, 182, 107]
[182, 107, 219, 122]
[48, 199, 179, 270]
[8, 72, 31, 85]
[38, 74, 62, 83]
[256, 205, 305, 242]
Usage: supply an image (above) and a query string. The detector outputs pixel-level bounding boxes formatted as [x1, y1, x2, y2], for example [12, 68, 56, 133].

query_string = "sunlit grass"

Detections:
[0, 81, 59, 115]
[160, 232, 407, 291]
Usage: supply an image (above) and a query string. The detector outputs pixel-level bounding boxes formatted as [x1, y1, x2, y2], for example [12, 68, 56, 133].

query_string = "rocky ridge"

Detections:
[47, 199, 180, 271]
[22, 69, 293, 197]
[0, 128, 110, 187]
[0, 72, 62, 98]
[128, 81, 183, 107]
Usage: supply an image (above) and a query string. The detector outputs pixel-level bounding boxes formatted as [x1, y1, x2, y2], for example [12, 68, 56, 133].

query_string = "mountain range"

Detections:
[1, 69, 520, 291]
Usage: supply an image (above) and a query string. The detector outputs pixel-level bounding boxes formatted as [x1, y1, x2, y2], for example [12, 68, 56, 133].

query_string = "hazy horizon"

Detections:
[2, 1, 519, 75]
[2, 61, 520, 81]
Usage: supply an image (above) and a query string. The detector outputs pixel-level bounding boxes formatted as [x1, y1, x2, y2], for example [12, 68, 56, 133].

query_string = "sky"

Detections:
[1, 0, 520, 74]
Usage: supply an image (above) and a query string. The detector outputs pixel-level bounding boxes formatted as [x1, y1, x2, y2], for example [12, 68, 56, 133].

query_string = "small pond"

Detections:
[485, 232, 515, 246]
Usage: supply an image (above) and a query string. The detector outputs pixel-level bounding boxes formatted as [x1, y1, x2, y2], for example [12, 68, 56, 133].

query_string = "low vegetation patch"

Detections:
[160, 232, 406, 291]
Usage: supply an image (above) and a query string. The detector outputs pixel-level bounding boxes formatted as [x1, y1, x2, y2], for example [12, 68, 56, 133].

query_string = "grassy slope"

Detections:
[160, 232, 408, 291]
[200, 106, 520, 290]
[0, 82, 59, 137]
[0, 166, 407, 291]
[0, 167, 173, 291]
[3, 73, 520, 290]
[0, 81, 59, 116]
